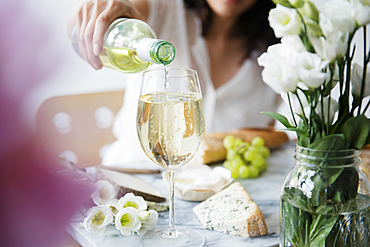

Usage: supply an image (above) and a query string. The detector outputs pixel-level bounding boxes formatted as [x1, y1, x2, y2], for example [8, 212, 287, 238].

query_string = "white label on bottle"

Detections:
[137, 38, 157, 63]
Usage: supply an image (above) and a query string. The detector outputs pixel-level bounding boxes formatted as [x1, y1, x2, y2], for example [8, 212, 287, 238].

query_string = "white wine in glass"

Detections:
[137, 68, 205, 246]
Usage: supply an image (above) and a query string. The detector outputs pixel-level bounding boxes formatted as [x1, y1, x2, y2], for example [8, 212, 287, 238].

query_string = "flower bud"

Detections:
[289, 0, 304, 8]
[138, 210, 151, 222]
[351, 63, 370, 99]
[300, 1, 319, 22]
[272, 0, 292, 8]
[305, 20, 323, 37]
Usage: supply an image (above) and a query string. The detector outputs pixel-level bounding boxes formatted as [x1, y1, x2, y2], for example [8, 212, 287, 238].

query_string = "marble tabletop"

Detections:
[66, 142, 296, 247]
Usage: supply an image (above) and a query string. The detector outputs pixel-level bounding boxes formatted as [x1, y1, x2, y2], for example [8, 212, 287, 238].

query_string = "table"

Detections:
[66, 142, 296, 247]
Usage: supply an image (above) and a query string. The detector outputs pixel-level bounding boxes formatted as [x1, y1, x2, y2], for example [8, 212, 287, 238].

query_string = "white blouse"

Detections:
[101, 0, 280, 166]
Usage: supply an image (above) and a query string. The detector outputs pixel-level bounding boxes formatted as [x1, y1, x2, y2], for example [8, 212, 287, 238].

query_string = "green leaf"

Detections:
[282, 193, 312, 246]
[297, 120, 310, 146]
[309, 205, 338, 246]
[328, 168, 359, 202]
[285, 127, 307, 136]
[308, 134, 346, 151]
[338, 114, 370, 149]
[261, 112, 295, 128]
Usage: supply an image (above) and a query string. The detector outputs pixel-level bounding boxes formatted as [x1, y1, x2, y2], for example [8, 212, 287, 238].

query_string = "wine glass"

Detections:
[137, 68, 205, 246]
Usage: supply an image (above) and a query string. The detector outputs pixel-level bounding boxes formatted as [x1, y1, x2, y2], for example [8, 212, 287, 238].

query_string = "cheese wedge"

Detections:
[97, 168, 166, 202]
[193, 182, 268, 237]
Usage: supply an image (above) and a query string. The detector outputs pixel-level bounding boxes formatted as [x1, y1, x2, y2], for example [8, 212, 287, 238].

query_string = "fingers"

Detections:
[75, 0, 102, 69]
[93, 13, 110, 57]
[85, 2, 103, 69]
[73, 0, 145, 70]
[78, 2, 89, 64]
[93, 0, 124, 56]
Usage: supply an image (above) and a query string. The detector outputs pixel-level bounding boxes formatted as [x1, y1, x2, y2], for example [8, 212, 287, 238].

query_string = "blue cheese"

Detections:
[193, 182, 268, 237]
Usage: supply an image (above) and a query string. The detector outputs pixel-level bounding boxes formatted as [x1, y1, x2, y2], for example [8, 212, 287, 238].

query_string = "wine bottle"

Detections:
[71, 18, 176, 73]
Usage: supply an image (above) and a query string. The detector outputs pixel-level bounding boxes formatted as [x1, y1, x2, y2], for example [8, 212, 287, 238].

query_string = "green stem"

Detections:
[338, 34, 355, 121]
[357, 26, 368, 115]
[309, 91, 316, 141]
[345, 34, 356, 113]
[305, 218, 310, 247]
[363, 99, 370, 114]
[319, 88, 326, 136]
[327, 78, 332, 135]
[296, 89, 309, 127]
[338, 60, 345, 96]
[296, 11, 313, 52]
[288, 93, 298, 127]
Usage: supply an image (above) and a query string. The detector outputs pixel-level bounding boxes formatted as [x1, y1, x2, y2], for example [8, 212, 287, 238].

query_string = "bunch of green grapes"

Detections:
[223, 135, 270, 179]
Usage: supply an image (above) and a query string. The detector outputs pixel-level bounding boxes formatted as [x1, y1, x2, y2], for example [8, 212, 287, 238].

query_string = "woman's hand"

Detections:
[68, 0, 145, 69]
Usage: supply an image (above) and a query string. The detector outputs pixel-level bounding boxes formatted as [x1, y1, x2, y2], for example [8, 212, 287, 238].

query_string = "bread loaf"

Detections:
[202, 127, 289, 164]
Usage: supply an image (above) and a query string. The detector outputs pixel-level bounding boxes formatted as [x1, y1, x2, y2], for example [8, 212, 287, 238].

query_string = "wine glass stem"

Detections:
[168, 170, 176, 230]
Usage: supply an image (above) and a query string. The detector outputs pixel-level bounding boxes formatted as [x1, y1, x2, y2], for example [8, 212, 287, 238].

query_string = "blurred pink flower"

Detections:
[0, 1, 92, 246]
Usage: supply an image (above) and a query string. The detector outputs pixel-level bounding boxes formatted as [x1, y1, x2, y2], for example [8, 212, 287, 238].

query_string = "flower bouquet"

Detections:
[257, 0, 370, 246]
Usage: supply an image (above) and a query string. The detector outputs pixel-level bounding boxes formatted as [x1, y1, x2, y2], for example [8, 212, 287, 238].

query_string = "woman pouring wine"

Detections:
[67, 0, 281, 165]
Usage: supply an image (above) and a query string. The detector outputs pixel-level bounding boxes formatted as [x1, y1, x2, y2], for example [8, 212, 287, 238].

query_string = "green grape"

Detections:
[249, 166, 260, 178]
[239, 165, 250, 179]
[223, 160, 232, 169]
[260, 160, 268, 172]
[231, 156, 244, 169]
[223, 135, 270, 179]
[251, 153, 265, 168]
[229, 165, 239, 179]
[259, 146, 270, 158]
[243, 150, 255, 161]
[223, 135, 235, 149]
[226, 149, 236, 160]
[251, 136, 265, 147]
[243, 146, 259, 161]
[248, 146, 260, 154]
[235, 138, 243, 148]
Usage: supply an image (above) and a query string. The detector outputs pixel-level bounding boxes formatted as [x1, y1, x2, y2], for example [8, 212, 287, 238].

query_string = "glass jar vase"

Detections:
[280, 145, 370, 247]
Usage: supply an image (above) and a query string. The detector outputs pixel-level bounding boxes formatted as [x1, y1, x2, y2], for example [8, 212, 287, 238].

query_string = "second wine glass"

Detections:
[136, 68, 205, 246]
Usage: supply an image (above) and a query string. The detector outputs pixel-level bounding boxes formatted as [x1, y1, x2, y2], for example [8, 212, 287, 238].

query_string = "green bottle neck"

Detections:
[137, 38, 176, 65]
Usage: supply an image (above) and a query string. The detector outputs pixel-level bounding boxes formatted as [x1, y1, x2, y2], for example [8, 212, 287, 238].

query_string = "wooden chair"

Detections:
[35, 90, 125, 168]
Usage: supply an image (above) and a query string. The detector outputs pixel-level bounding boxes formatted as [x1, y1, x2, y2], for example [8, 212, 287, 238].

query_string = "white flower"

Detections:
[321, 0, 356, 34]
[309, 13, 349, 61]
[91, 180, 117, 206]
[281, 34, 307, 53]
[83, 205, 113, 237]
[268, 4, 302, 38]
[296, 51, 330, 89]
[115, 207, 141, 236]
[315, 97, 339, 124]
[351, 63, 370, 98]
[310, 31, 348, 61]
[137, 210, 159, 236]
[350, 0, 370, 26]
[258, 36, 305, 93]
[116, 193, 147, 211]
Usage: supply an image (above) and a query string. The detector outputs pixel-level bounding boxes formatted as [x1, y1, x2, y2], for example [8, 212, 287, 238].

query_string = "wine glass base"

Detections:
[141, 227, 205, 247]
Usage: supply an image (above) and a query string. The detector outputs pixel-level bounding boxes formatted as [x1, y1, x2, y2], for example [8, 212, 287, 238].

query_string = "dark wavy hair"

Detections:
[183, 0, 278, 59]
